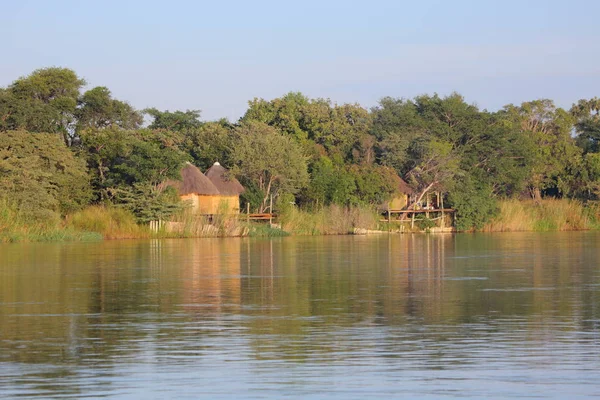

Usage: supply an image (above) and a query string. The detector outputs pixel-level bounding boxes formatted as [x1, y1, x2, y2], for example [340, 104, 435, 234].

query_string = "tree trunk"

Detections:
[532, 186, 542, 202]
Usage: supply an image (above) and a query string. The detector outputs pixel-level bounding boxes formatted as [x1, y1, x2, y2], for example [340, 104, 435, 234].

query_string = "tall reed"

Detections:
[482, 199, 594, 232]
[278, 204, 378, 235]
[0, 199, 102, 243]
[67, 206, 149, 239]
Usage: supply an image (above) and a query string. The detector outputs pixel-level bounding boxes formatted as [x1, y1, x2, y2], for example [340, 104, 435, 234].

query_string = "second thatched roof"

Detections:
[205, 162, 245, 196]
[396, 176, 414, 195]
[163, 162, 220, 196]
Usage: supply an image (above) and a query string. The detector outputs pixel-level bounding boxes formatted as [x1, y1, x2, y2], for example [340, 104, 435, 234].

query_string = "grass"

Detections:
[0, 199, 102, 243]
[66, 205, 150, 239]
[248, 224, 289, 237]
[482, 199, 598, 232]
[4, 198, 596, 243]
[278, 204, 379, 235]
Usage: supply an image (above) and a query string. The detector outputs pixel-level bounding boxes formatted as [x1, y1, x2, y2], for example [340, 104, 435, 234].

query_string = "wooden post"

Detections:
[246, 202, 250, 224]
[387, 204, 391, 232]
[411, 210, 415, 230]
[269, 195, 273, 224]
[440, 194, 445, 229]
[426, 193, 430, 220]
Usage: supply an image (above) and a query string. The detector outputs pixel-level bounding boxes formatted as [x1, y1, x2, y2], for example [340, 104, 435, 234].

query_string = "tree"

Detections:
[501, 100, 580, 199]
[404, 138, 461, 207]
[571, 98, 600, 154]
[301, 156, 357, 206]
[242, 92, 310, 141]
[145, 108, 202, 131]
[76, 86, 142, 132]
[0, 131, 92, 222]
[78, 128, 188, 202]
[181, 120, 235, 170]
[230, 121, 309, 212]
[1, 68, 86, 144]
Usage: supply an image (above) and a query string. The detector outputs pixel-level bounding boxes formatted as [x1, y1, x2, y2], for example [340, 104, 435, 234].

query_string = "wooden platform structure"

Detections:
[382, 207, 456, 230]
[246, 213, 276, 222]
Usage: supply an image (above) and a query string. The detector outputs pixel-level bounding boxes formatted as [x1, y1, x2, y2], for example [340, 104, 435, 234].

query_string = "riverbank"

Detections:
[481, 199, 600, 232]
[2, 199, 599, 243]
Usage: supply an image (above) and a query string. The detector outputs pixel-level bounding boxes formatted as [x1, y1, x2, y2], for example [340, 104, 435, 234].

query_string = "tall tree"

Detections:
[571, 97, 600, 154]
[502, 100, 579, 199]
[0, 131, 92, 222]
[1, 68, 85, 144]
[145, 108, 202, 131]
[230, 121, 309, 212]
[76, 86, 142, 132]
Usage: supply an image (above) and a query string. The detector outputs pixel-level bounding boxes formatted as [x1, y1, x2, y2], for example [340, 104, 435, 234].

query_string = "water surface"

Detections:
[1, 233, 599, 398]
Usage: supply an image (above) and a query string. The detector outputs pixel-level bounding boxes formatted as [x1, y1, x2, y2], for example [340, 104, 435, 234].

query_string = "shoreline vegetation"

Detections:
[2, 67, 600, 242]
[2, 199, 598, 243]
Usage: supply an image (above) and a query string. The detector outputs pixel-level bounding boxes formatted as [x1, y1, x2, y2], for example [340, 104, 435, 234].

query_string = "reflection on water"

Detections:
[1, 233, 600, 399]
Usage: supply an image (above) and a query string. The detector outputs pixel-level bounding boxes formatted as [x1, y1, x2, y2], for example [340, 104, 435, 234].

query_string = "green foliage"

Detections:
[571, 98, 600, 154]
[0, 199, 102, 243]
[1, 66, 599, 235]
[145, 108, 202, 131]
[242, 92, 310, 141]
[181, 120, 234, 170]
[0, 68, 85, 143]
[67, 205, 148, 239]
[112, 183, 182, 223]
[78, 128, 188, 200]
[501, 100, 580, 198]
[76, 86, 142, 131]
[0, 131, 92, 223]
[350, 164, 398, 205]
[302, 156, 357, 206]
[231, 121, 309, 212]
[242, 92, 372, 160]
[248, 224, 290, 237]
[415, 217, 437, 231]
[447, 178, 499, 231]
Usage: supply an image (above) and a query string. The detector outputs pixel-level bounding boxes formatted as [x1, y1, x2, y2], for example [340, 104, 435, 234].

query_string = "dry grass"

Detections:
[0, 200, 102, 243]
[166, 206, 247, 238]
[279, 204, 378, 235]
[66, 206, 150, 239]
[482, 199, 594, 232]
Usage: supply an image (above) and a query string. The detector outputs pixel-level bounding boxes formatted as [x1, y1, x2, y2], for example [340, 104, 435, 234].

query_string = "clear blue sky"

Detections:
[2, 0, 599, 120]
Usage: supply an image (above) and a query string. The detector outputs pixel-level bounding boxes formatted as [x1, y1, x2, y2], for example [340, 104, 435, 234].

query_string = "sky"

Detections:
[1, 0, 600, 121]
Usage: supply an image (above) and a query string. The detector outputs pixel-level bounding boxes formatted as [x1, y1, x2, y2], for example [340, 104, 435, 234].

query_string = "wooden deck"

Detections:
[387, 208, 455, 214]
[246, 213, 276, 221]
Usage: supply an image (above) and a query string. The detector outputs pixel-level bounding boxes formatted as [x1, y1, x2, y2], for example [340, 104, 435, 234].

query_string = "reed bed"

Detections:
[482, 199, 596, 232]
[0, 200, 102, 243]
[278, 204, 378, 235]
[66, 206, 150, 239]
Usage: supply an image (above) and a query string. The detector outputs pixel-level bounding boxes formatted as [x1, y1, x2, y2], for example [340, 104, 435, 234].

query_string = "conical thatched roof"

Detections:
[163, 162, 220, 196]
[397, 176, 414, 195]
[205, 162, 245, 196]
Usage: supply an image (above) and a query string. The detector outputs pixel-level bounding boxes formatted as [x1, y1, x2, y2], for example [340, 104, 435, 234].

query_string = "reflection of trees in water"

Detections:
[1, 233, 599, 370]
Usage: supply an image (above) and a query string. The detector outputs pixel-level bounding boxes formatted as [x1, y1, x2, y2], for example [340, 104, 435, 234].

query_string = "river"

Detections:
[1, 232, 599, 399]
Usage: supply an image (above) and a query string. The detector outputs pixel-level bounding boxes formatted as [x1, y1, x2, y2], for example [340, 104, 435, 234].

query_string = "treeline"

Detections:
[1, 67, 599, 231]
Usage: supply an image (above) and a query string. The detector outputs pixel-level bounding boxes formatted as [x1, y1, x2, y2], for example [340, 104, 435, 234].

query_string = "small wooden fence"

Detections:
[382, 208, 455, 230]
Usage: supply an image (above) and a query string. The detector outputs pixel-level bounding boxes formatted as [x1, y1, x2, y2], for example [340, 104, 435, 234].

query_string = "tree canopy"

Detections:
[1, 66, 598, 230]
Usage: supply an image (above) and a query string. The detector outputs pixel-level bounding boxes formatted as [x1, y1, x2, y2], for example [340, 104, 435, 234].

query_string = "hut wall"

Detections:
[181, 194, 199, 212]
[389, 194, 409, 210]
[182, 194, 240, 214]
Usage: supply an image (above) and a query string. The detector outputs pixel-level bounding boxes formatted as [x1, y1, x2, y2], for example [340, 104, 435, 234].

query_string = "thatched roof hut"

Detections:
[395, 176, 414, 196]
[162, 162, 243, 215]
[385, 175, 415, 210]
[205, 162, 245, 195]
[163, 162, 220, 196]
